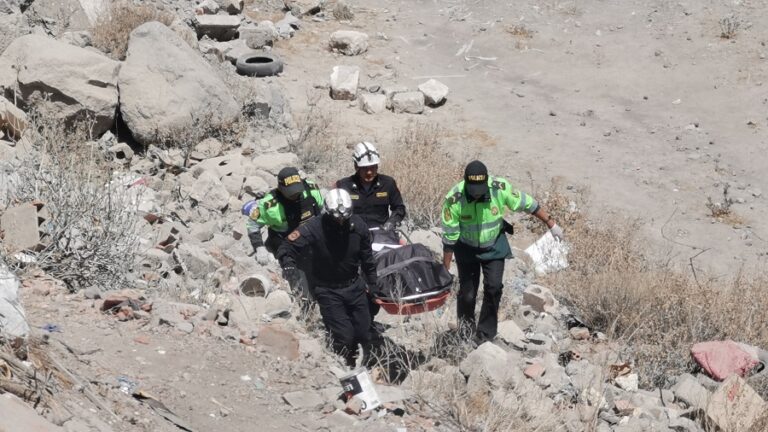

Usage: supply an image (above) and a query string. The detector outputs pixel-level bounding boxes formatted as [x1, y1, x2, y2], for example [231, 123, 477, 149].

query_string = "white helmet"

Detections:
[324, 188, 353, 220]
[352, 142, 380, 167]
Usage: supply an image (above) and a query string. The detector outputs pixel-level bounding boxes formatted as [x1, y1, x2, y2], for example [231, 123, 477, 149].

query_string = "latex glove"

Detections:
[381, 220, 395, 232]
[550, 224, 564, 242]
[255, 246, 270, 265]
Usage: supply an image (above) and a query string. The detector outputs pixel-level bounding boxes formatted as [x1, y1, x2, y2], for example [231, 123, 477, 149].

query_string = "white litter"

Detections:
[524, 232, 569, 275]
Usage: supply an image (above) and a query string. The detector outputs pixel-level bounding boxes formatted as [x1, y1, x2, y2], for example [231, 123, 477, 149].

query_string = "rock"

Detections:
[323, 410, 357, 428]
[0, 97, 27, 140]
[671, 374, 710, 410]
[258, 324, 299, 360]
[275, 12, 300, 39]
[59, 30, 92, 48]
[194, 14, 241, 41]
[264, 290, 292, 315]
[459, 342, 507, 384]
[524, 362, 545, 379]
[382, 84, 408, 108]
[153, 301, 203, 331]
[283, 389, 324, 409]
[170, 19, 199, 50]
[83, 287, 101, 299]
[239, 22, 276, 49]
[196, 0, 219, 14]
[497, 320, 526, 348]
[329, 30, 368, 56]
[108, 143, 133, 163]
[522, 284, 555, 313]
[251, 152, 300, 175]
[0, 264, 29, 339]
[0, 34, 119, 135]
[418, 79, 449, 106]
[569, 327, 590, 340]
[615, 373, 639, 392]
[283, 0, 322, 16]
[358, 93, 386, 114]
[706, 375, 767, 431]
[0, 203, 40, 253]
[190, 171, 231, 211]
[330, 65, 359, 100]
[176, 243, 219, 279]
[221, 0, 243, 14]
[391, 91, 424, 114]
[25, 0, 93, 31]
[668, 417, 704, 432]
[0, 393, 62, 431]
[118, 22, 240, 146]
[344, 396, 363, 414]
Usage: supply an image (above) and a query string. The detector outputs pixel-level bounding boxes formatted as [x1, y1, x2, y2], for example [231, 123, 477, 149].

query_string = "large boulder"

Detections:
[118, 22, 240, 146]
[0, 34, 119, 135]
[0, 264, 29, 340]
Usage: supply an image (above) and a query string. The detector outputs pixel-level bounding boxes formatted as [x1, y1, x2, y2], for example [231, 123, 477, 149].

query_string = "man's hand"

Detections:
[503, 220, 514, 235]
[255, 246, 270, 265]
[282, 266, 300, 283]
[381, 220, 395, 232]
[550, 224, 564, 242]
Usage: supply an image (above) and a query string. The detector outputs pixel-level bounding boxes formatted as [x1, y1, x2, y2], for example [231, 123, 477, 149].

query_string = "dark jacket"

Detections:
[277, 214, 377, 287]
[335, 174, 406, 228]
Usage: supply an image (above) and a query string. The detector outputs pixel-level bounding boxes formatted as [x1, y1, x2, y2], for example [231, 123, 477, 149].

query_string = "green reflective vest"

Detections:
[441, 177, 537, 249]
[246, 180, 324, 233]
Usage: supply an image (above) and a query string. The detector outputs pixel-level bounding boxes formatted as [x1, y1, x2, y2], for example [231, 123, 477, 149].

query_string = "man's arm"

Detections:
[385, 179, 406, 226]
[441, 192, 461, 270]
[276, 225, 311, 270]
[242, 200, 265, 252]
[358, 223, 378, 287]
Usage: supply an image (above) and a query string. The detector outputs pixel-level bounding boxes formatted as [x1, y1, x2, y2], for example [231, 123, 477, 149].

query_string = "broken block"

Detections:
[1, 203, 41, 253]
[522, 284, 555, 313]
[706, 375, 767, 432]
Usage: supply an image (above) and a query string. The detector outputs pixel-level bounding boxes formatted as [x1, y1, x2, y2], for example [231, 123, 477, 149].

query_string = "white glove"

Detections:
[550, 224, 564, 242]
[256, 246, 270, 265]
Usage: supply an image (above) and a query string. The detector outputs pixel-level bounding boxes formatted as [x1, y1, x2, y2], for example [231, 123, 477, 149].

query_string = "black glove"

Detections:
[381, 220, 395, 232]
[503, 220, 514, 235]
[281, 266, 300, 284]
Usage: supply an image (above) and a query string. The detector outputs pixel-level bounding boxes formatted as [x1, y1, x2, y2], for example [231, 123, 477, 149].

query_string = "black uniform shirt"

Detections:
[277, 214, 378, 287]
[335, 174, 406, 228]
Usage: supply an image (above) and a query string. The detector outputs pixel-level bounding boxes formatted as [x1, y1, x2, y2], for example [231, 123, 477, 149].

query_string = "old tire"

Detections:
[236, 52, 283, 77]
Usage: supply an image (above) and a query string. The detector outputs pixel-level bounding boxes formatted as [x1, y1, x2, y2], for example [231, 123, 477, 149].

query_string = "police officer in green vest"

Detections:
[242, 167, 324, 265]
[441, 160, 564, 342]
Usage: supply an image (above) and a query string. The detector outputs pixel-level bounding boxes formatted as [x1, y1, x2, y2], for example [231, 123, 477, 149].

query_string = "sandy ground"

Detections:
[278, 0, 768, 278]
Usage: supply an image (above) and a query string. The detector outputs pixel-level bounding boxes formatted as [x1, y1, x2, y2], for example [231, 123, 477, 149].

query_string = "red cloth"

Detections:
[691, 340, 760, 381]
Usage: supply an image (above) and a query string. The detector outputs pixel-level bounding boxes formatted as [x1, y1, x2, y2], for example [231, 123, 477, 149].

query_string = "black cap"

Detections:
[464, 160, 489, 197]
[277, 167, 305, 197]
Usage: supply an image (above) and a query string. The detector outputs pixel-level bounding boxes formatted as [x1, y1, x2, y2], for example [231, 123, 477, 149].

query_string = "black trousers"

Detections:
[315, 279, 371, 366]
[455, 246, 505, 340]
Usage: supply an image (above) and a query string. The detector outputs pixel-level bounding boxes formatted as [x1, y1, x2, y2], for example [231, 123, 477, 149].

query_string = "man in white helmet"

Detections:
[277, 188, 378, 367]
[335, 142, 406, 232]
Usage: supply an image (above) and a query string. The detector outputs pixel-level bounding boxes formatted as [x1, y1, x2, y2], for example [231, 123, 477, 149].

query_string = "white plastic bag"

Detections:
[524, 232, 569, 275]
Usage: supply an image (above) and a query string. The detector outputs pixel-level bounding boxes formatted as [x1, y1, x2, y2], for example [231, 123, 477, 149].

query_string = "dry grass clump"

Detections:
[287, 99, 345, 184]
[719, 14, 742, 39]
[332, 1, 354, 21]
[384, 121, 464, 229]
[91, 1, 173, 60]
[11, 113, 140, 291]
[543, 186, 768, 392]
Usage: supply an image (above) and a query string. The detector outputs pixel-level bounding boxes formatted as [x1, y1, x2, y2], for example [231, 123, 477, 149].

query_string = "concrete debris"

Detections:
[189, 171, 230, 211]
[417, 78, 449, 106]
[615, 373, 639, 392]
[522, 284, 556, 313]
[497, 320, 527, 348]
[390, 91, 424, 114]
[195, 0, 219, 14]
[672, 374, 711, 410]
[194, 14, 241, 41]
[1, 203, 41, 253]
[330, 65, 360, 100]
[706, 375, 767, 431]
[0, 264, 29, 339]
[0, 97, 27, 140]
[359, 93, 387, 114]
[329, 30, 369, 56]
[275, 12, 300, 39]
[240, 21, 277, 49]
[221, 0, 243, 15]
[264, 290, 293, 316]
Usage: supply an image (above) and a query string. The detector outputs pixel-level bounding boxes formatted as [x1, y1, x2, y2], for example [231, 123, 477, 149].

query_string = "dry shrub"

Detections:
[288, 98, 345, 184]
[332, 1, 354, 21]
[384, 121, 463, 229]
[10, 113, 140, 291]
[544, 184, 768, 393]
[91, 1, 173, 60]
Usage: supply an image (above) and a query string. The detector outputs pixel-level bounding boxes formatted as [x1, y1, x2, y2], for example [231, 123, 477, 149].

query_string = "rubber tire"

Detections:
[236, 52, 284, 77]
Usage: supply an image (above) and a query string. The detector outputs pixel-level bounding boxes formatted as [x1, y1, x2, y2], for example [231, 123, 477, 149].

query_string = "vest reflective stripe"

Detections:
[460, 220, 501, 233]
